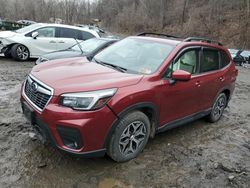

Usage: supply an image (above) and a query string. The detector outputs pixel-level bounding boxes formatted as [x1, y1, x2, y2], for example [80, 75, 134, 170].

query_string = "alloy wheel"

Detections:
[119, 121, 146, 156]
[213, 96, 226, 120]
[16, 45, 29, 60]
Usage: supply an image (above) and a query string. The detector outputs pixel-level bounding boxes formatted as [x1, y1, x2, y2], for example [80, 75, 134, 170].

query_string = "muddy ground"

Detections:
[0, 57, 249, 188]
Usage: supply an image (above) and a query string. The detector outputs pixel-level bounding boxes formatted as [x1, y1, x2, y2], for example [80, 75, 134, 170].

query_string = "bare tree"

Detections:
[0, 0, 249, 48]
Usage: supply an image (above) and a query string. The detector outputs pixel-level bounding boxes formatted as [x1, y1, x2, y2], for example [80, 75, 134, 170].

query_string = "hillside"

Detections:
[0, 0, 249, 49]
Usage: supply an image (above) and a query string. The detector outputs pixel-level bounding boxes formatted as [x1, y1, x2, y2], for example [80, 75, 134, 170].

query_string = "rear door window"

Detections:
[58, 28, 80, 39]
[80, 31, 95, 40]
[200, 49, 219, 73]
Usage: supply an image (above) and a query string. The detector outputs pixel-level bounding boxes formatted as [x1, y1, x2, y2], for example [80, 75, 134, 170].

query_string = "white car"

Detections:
[0, 23, 100, 61]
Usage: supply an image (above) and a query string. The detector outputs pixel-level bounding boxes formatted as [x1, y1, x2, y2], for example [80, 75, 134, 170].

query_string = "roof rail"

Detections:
[183, 37, 223, 46]
[137, 32, 180, 39]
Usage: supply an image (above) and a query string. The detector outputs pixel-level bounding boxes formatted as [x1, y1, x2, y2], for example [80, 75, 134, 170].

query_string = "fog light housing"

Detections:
[57, 126, 83, 150]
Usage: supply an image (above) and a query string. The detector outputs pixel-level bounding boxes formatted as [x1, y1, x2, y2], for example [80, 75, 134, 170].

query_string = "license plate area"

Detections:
[22, 101, 35, 125]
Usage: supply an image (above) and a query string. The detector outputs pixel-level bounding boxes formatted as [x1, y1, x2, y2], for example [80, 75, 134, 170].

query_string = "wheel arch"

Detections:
[3, 43, 18, 51]
[104, 102, 159, 148]
[221, 89, 230, 102]
[217, 87, 231, 106]
[11, 43, 30, 52]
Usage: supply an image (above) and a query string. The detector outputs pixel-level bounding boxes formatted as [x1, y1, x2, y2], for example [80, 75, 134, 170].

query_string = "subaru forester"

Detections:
[21, 33, 238, 162]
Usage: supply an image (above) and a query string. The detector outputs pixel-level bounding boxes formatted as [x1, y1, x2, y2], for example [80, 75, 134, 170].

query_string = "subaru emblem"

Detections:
[31, 82, 38, 92]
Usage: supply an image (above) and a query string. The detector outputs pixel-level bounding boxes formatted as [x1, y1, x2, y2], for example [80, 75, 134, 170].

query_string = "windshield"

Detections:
[71, 38, 107, 53]
[94, 38, 174, 74]
[15, 23, 42, 33]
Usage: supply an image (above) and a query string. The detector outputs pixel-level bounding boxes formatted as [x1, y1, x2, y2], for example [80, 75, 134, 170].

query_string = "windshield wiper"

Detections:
[74, 38, 84, 54]
[93, 58, 127, 73]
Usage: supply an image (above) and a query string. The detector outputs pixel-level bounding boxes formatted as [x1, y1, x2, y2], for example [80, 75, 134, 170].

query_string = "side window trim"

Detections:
[162, 46, 201, 79]
[219, 50, 231, 69]
[55, 27, 60, 38]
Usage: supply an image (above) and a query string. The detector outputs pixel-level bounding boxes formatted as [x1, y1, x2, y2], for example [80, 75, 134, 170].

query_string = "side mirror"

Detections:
[172, 70, 191, 81]
[31, 31, 39, 39]
[86, 55, 93, 62]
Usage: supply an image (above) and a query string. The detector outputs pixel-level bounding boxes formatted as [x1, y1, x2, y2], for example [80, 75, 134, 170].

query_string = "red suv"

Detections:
[21, 33, 238, 162]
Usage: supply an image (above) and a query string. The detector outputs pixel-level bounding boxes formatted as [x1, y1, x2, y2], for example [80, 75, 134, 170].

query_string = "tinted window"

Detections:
[165, 49, 199, 78]
[80, 31, 95, 40]
[59, 28, 80, 39]
[36, 27, 56, 37]
[220, 51, 230, 68]
[201, 49, 219, 73]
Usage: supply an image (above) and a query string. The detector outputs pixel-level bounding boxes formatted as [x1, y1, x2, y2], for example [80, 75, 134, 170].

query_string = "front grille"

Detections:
[24, 76, 52, 110]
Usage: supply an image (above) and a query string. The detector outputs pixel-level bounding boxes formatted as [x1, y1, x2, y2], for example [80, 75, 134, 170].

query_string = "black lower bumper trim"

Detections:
[22, 101, 106, 158]
[35, 117, 106, 157]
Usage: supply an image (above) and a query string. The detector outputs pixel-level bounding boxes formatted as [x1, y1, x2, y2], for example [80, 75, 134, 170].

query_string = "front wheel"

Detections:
[206, 93, 227, 123]
[107, 111, 150, 162]
[11, 44, 30, 61]
[4, 48, 12, 58]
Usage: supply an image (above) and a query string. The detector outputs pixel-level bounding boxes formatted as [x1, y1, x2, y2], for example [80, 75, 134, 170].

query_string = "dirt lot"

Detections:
[0, 57, 249, 188]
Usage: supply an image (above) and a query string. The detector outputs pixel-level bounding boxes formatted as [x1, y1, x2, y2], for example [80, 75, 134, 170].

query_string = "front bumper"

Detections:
[0, 44, 4, 53]
[0, 39, 10, 53]
[21, 93, 118, 157]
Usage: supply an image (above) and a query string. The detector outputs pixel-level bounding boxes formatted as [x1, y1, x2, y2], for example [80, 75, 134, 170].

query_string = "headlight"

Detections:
[60, 88, 117, 110]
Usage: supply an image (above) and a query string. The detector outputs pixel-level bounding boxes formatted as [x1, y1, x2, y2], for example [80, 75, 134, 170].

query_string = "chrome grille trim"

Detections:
[23, 74, 54, 112]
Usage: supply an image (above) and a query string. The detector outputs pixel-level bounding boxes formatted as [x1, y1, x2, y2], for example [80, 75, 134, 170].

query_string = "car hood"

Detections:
[31, 57, 143, 95]
[41, 50, 83, 61]
[0, 31, 16, 39]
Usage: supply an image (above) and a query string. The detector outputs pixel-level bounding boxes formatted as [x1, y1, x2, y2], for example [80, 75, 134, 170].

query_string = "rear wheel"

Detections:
[206, 93, 227, 123]
[107, 111, 150, 162]
[11, 44, 30, 61]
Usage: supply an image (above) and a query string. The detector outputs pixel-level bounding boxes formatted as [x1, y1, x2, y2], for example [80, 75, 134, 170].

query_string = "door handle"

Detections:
[49, 40, 56, 43]
[58, 41, 65, 43]
[219, 77, 225, 82]
[195, 81, 201, 87]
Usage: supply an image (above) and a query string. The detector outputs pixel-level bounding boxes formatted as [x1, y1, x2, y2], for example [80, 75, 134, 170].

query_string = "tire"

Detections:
[4, 48, 12, 58]
[206, 93, 227, 123]
[11, 44, 30, 61]
[107, 111, 150, 162]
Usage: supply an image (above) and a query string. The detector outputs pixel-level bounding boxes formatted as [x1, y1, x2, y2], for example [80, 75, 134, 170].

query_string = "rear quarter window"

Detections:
[201, 49, 219, 73]
[220, 51, 231, 68]
[80, 31, 95, 40]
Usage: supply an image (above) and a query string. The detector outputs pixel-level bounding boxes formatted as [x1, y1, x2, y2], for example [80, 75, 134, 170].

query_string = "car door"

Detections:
[25, 27, 58, 56]
[56, 27, 80, 51]
[56, 28, 96, 51]
[196, 47, 223, 111]
[159, 47, 203, 126]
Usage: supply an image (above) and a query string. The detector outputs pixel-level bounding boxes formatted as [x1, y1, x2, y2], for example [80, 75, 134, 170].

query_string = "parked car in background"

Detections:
[17, 20, 36, 25]
[229, 49, 250, 66]
[21, 33, 238, 162]
[240, 50, 250, 64]
[0, 23, 100, 61]
[36, 38, 119, 64]
[0, 19, 27, 31]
